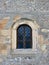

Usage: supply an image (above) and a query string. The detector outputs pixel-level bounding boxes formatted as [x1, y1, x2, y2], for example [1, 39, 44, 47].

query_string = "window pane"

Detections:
[18, 35, 23, 40]
[25, 26, 31, 36]
[25, 41, 32, 48]
[17, 26, 23, 40]
[17, 40, 23, 48]
[17, 24, 32, 49]
[25, 26, 32, 40]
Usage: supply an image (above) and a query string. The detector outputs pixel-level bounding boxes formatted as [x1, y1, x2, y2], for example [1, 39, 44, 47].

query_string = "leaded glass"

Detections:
[17, 24, 32, 49]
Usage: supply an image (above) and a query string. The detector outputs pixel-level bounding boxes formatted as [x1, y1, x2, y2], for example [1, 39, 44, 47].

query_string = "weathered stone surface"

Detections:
[0, 51, 49, 65]
[0, 30, 11, 55]
[0, 0, 49, 65]
[35, 0, 49, 11]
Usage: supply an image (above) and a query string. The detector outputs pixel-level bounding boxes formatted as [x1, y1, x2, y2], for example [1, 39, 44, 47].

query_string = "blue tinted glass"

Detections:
[18, 26, 23, 35]
[18, 26, 23, 40]
[25, 41, 32, 48]
[25, 26, 31, 40]
[25, 36, 31, 40]
[17, 24, 32, 49]
[17, 41, 23, 48]
[25, 26, 31, 36]
[18, 36, 23, 40]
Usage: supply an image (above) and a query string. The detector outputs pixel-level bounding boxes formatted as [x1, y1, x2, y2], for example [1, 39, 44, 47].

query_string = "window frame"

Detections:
[12, 19, 38, 54]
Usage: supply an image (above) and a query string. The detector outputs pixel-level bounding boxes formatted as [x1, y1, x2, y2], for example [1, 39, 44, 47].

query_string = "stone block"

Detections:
[0, 58, 3, 62]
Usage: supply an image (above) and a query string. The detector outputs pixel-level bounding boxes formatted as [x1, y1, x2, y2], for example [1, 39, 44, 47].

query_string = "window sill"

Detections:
[11, 49, 37, 55]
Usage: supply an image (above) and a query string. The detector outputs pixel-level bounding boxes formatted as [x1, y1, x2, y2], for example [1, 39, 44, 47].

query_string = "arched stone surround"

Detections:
[11, 18, 39, 54]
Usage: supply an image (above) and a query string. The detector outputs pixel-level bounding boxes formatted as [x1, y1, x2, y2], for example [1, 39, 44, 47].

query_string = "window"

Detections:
[17, 24, 32, 49]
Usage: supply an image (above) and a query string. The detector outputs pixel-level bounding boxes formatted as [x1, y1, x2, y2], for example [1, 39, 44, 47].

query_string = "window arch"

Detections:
[17, 24, 32, 49]
[12, 18, 38, 52]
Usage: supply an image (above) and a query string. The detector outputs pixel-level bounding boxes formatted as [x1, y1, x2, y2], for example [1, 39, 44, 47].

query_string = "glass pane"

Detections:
[25, 41, 32, 48]
[25, 26, 31, 36]
[17, 26, 23, 40]
[25, 26, 31, 40]
[17, 24, 32, 49]
[18, 35, 23, 40]
[17, 40, 23, 48]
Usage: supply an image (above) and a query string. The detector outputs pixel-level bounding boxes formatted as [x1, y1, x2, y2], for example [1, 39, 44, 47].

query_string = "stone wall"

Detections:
[0, 29, 11, 55]
[0, 0, 49, 29]
[0, 0, 49, 65]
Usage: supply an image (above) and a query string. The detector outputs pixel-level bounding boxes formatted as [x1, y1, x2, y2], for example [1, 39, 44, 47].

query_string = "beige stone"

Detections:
[0, 44, 10, 55]
[0, 30, 11, 45]
[0, 19, 9, 29]
[0, 44, 7, 50]
[0, 58, 3, 62]
[13, 15, 21, 22]
[0, 30, 11, 36]
[38, 35, 44, 45]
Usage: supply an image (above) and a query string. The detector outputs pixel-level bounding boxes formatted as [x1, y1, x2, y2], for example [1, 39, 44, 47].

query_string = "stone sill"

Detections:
[11, 49, 37, 55]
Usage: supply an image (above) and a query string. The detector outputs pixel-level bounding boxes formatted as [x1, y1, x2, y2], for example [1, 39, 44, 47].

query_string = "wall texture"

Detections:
[0, 0, 49, 29]
[0, 0, 49, 65]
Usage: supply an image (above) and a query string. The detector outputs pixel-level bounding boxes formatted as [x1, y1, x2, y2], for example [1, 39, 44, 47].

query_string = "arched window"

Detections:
[17, 24, 32, 49]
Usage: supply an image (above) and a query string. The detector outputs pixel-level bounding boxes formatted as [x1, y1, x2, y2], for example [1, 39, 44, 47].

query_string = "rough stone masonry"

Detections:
[0, 0, 49, 65]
